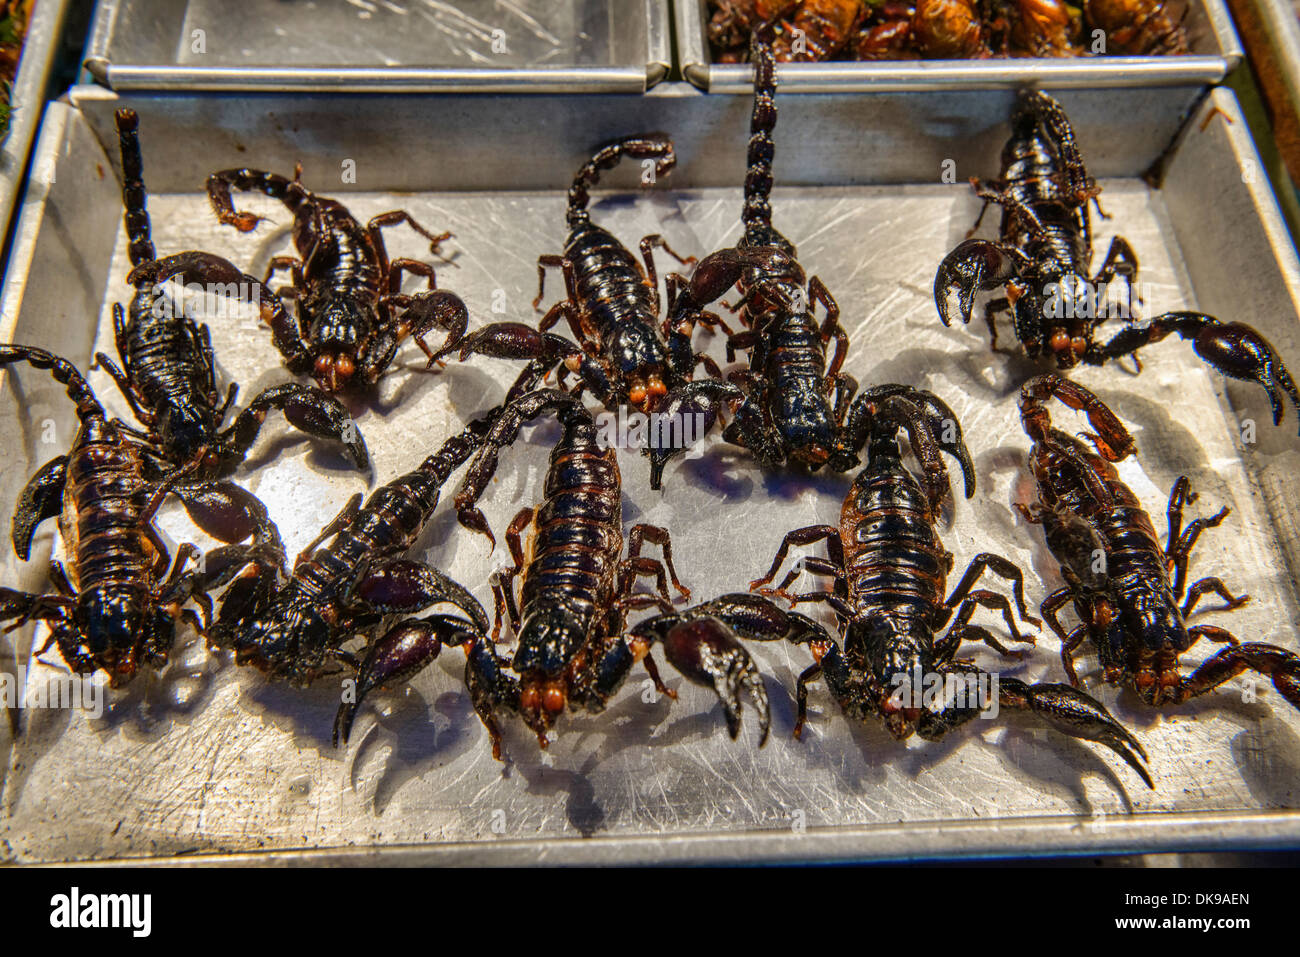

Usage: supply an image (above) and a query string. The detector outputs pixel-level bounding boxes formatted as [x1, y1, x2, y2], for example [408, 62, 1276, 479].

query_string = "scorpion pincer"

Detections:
[0, 347, 285, 687]
[97, 109, 369, 476]
[433, 133, 717, 416]
[339, 387, 770, 759]
[644, 385, 1153, 786]
[934, 90, 1300, 433]
[207, 158, 468, 393]
[1017, 373, 1300, 714]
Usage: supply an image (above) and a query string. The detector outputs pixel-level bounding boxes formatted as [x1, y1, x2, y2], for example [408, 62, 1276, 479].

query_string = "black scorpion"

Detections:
[1018, 373, 1300, 713]
[97, 110, 369, 477]
[934, 90, 1300, 433]
[641, 385, 1153, 786]
[648, 29, 882, 488]
[336, 388, 771, 758]
[207, 161, 468, 393]
[0, 346, 283, 686]
[433, 134, 717, 415]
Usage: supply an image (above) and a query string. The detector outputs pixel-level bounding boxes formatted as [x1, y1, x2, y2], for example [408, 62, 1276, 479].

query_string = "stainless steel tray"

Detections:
[0, 0, 72, 251]
[83, 0, 671, 92]
[2, 84, 1299, 865]
[678, 0, 1242, 91]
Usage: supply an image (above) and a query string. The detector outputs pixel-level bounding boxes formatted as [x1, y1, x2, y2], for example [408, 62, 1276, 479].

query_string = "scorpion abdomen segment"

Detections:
[842, 447, 948, 614]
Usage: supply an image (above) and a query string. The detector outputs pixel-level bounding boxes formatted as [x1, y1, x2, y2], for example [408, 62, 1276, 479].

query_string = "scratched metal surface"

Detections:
[2, 92, 1300, 863]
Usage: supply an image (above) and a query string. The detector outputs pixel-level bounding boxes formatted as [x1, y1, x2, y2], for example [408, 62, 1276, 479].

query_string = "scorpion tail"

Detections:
[0, 346, 104, 423]
[567, 133, 677, 229]
[1017, 90, 1099, 206]
[115, 109, 156, 269]
[741, 23, 794, 254]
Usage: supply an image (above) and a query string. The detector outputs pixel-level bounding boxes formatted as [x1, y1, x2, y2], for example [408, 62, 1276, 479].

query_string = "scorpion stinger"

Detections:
[650, 31, 857, 487]
[934, 91, 1300, 433]
[1018, 373, 1300, 717]
[96, 109, 370, 476]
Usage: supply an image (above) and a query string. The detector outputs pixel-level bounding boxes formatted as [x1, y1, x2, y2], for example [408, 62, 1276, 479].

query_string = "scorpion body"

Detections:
[0, 347, 283, 686]
[1018, 374, 1300, 712]
[437, 135, 713, 415]
[935, 91, 1300, 432]
[644, 385, 1152, 786]
[208, 162, 468, 393]
[98, 110, 369, 476]
[650, 31, 892, 487]
[337, 388, 770, 758]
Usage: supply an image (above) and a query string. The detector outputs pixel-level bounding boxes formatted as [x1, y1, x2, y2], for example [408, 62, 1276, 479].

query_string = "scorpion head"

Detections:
[227, 591, 334, 685]
[512, 602, 586, 741]
[608, 324, 671, 412]
[156, 398, 215, 467]
[855, 614, 937, 741]
[308, 295, 368, 391]
[76, 587, 149, 687]
[1112, 589, 1190, 706]
[776, 386, 842, 471]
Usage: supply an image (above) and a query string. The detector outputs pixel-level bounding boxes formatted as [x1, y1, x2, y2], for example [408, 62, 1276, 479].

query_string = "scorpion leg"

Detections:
[941, 552, 1041, 629]
[366, 210, 452, 259]
[490, 506, 533, 640]
[942, 588, 1038, 655]
[626, 524, 691, 601]
[332, 613, 481, 746]
[933, 237, 1031, 329]
[749, 524, 841, 590]
[1087, 313, 1300, 433]
[1092, 236, 1141, 317]
[918, 669, 1153, 788]
[1163, 477, 1230, 600]
[639, 235, 697, 313]
[1174, 641, 1300, 713]
[219, 382, 370, 471]
[11, 455, 67, 560]
[1040, 586, 1083, 684]
[1182, 578, 1250, 619]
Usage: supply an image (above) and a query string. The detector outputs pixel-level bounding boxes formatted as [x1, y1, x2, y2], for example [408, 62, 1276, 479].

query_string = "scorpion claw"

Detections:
[333, 615, 480, 746]
[933, 239, 1021, 328]
[660, 616, 770, 745]
[1001, 677, 1153, 788]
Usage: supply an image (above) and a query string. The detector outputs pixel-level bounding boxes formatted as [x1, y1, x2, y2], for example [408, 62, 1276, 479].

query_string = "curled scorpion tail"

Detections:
[115, 109, 156, 269]
[1017, 89, 1097, 202]
[0, 345, 103, 421]
[567, 133, 677, 228]
[741, 24, 792, 253]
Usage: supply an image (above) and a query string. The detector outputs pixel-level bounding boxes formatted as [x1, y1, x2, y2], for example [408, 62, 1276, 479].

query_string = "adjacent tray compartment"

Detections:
[1, 84, 1299, 865]
[677, 0, 1242, 91]
[0, 0, 72, 249]
[83, 0, 672, 92]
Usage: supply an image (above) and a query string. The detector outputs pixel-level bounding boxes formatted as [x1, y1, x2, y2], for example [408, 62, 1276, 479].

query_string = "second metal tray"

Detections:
[678, 0, 1242, 91]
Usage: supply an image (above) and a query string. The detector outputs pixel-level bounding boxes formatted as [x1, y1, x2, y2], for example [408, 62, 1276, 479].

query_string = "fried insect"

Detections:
[207, 163, 467, 393]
